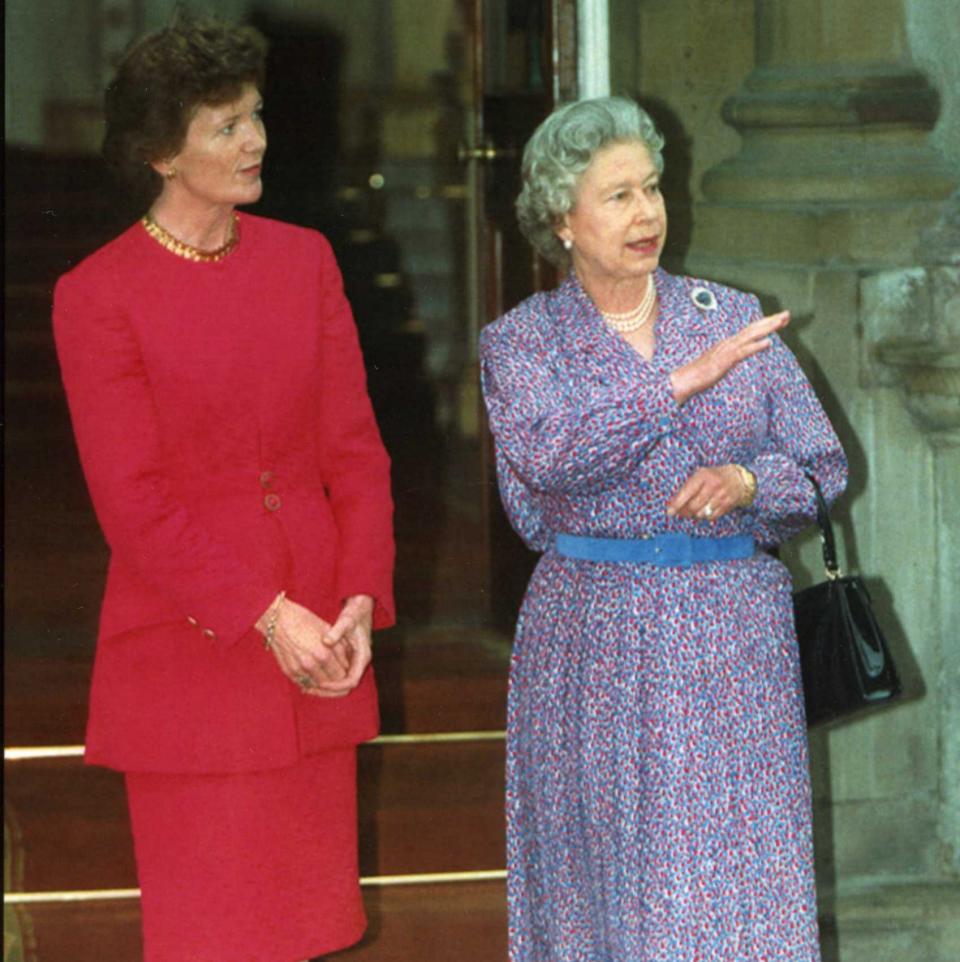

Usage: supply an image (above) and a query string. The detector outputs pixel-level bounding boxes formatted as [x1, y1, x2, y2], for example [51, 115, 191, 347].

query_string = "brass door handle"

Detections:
[457, 141, 517, 163]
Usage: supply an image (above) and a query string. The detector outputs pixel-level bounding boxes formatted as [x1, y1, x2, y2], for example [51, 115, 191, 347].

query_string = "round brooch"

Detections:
[691, 287, 718, 311]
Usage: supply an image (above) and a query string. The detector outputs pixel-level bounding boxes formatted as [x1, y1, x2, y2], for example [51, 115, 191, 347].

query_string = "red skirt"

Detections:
[125, 749, 365, 962]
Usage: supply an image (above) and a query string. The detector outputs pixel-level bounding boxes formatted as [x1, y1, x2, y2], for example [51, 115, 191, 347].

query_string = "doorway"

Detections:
[248, 0, 572, 645]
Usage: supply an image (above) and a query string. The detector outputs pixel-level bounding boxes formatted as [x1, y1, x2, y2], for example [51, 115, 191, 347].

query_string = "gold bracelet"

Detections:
[735, 465, 758, 507]
[264, 590, 287, 650]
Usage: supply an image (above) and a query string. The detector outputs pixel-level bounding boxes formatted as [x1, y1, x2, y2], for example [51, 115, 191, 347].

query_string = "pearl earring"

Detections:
[165, 168, 178, 180]
[563, 237, 573, 251]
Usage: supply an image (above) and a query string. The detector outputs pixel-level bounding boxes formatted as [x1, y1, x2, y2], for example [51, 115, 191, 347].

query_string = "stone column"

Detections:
[704, 0, 954, 203]
[687, 1, 960, 959]
[693, 0, 955, 272]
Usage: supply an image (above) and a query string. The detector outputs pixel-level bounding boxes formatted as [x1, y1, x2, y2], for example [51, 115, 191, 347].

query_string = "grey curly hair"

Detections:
[516, 96, 665, 267]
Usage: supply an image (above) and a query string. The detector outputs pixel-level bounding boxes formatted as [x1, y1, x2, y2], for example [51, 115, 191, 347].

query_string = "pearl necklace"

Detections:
[599, 276, 656, 333]
[141, 213, 240, 262]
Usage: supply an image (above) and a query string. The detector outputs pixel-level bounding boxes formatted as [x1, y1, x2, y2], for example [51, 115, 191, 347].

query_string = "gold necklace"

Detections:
[141, 213, 240, 262]
[599, 276, 656, 333]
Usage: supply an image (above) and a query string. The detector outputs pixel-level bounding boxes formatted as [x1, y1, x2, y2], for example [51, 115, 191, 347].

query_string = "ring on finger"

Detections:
[295, 674, 313, 688]
[703, 503, 714, 519]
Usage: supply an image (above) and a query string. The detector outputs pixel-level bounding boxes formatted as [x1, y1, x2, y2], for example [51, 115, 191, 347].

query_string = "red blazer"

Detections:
[53, 213, 395, 774]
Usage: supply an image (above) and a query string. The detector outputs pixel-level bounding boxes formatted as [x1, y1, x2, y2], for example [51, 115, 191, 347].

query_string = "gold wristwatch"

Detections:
[735, 464, 758, 507]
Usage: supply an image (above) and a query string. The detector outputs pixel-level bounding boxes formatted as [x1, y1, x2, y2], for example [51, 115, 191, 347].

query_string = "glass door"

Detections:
[251, 0, 572, 640]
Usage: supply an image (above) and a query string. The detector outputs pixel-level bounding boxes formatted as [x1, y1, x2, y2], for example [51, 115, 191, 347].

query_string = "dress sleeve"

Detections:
[490, 445, 550, 552]
[740, 296, 848, 548]
[314, 236, 396, 630]
[52, 269, 282, 649]
[479, 313, 682, 498]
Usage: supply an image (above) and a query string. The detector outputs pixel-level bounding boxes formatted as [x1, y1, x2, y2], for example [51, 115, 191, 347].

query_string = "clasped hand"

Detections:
[258, 594, 374, 698]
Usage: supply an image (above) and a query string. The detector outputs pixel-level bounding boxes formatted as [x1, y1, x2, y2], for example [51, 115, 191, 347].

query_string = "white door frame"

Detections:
[578, 0, 610, 99]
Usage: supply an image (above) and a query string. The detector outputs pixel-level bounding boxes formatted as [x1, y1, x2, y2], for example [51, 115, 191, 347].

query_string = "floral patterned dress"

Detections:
[479, 269, 847, 962]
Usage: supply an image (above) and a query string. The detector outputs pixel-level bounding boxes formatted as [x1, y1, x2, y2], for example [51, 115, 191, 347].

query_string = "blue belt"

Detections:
[553, 532, 755, 568]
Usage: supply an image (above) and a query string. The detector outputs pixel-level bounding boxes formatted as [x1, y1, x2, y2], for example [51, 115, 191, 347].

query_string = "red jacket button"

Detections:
[264, 493, 282, 511]
[259, 471, 274, 488]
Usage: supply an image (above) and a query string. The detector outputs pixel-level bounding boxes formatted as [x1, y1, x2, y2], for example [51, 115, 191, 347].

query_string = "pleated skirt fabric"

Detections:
[125, 748, 364, 962]
[505, 552, 822, 961]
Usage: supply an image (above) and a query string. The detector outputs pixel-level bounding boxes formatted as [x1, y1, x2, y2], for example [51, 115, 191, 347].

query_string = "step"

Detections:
[362, 626, 508, 734]
[4, 630, 507, 750]
[4, 738, 505, 893]
[4, 880, 508, 962]
[3, 447, 95, 535]
[3, 653, 99, 748]
[4, 237, 111, 286]
[350, 881, 508, 962]
[4, 283, 55, 330]
[4, 150, 138, 224]
[5, 194, 135, 225]
[3, 504, 499, 684]
[391, 543, 490, 630]
[5, 329, 60, 383]
[3, 400, 74, 447]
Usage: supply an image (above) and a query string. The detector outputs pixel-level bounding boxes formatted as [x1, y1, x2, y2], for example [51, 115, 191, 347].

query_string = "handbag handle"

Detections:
[806, 474, 842, 580]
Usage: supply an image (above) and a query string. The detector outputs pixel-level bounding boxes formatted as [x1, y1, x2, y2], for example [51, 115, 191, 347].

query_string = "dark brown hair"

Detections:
[102, 13, 267, 206]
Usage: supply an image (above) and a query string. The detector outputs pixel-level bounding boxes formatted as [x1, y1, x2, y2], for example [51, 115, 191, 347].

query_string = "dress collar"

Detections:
[558, 267, 710, 359]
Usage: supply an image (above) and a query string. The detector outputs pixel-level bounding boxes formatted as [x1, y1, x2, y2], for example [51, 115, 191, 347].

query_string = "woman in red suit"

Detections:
[52, 15, 394, 962]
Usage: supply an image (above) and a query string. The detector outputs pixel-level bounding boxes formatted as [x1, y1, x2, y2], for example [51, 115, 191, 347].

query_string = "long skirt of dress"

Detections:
[125, 749, 364, 962]
[506, 551, 822, 962]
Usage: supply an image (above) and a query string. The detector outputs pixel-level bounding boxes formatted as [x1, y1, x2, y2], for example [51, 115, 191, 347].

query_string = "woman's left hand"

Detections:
[309, 594, 375, 698]
[667, 465, 749, 522]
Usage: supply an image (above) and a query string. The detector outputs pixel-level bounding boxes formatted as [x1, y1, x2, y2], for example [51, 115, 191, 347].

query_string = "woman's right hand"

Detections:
[258, 597, 355, 697]
[670, 311, 789, 406]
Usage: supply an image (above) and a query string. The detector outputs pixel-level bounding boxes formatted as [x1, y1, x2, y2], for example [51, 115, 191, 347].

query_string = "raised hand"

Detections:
[670, 311, 789, 405]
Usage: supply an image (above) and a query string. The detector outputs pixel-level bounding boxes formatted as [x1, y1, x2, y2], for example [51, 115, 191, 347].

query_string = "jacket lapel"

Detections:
[652, 270, 714, 370]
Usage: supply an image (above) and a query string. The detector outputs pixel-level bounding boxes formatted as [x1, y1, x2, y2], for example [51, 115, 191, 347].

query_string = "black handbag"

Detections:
[792, 476, 902, 728]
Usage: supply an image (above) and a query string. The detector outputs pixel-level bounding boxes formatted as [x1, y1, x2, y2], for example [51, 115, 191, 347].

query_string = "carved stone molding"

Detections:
[876, 345, 960, 445]
[704, 63, 956, 203]
[920, 187, 960, 267]
[720, 64, 940, 130]
[863, 191, 960, 445]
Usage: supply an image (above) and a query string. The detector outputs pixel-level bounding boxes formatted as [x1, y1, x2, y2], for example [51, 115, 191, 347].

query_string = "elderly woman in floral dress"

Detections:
[480, 96, 846, 962]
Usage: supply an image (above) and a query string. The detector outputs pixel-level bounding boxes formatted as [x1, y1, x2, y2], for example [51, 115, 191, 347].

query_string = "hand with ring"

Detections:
[257, 596, 356, 697]
[667, 465, 754, 522]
